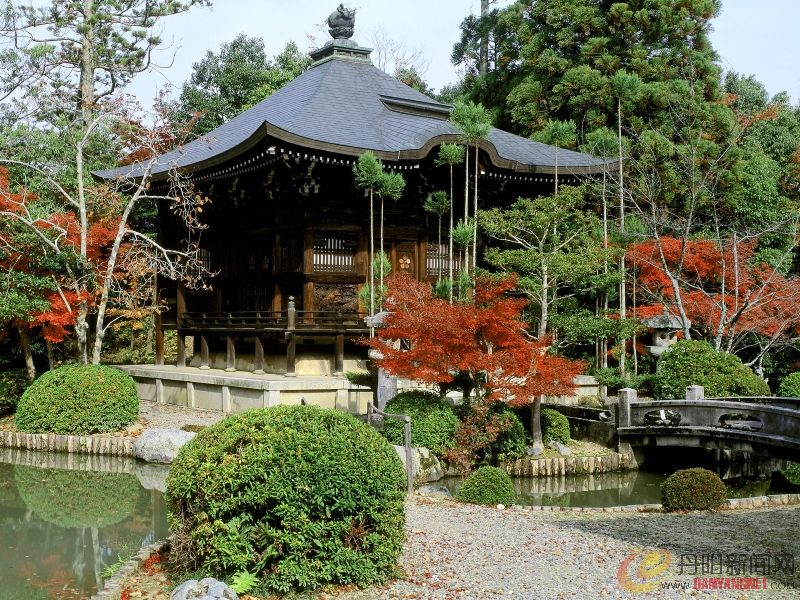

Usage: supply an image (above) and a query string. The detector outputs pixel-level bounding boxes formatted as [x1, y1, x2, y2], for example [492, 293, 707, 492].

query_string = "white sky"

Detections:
[127, 0, 800, 107]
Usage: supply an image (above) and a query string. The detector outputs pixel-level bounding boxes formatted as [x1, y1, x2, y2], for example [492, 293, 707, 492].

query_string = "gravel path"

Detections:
[327, 498, 800, 600]
[137, 400, 226, 430]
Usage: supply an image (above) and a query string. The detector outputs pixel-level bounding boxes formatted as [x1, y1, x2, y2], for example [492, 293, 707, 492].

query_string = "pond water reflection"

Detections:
[0, 449, 169, 599]
[439, 466, 800, 508]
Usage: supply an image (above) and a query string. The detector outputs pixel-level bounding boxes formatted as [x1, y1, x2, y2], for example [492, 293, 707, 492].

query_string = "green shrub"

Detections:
[15, 364, 139, 434]
[777, 372, 800, 398]
[15, 466, 138, 528]
[541, 408, 570, 445]
[383, 390, 459, 456]
[652, 340, 770, 400]
[661, 467, 727, 511]
[490, 405, 527, 462]
[0, 369, 28, 415]
[784, 463, 800, 486]
[166, 405, 406, 593]
[455, 466, 516, 506]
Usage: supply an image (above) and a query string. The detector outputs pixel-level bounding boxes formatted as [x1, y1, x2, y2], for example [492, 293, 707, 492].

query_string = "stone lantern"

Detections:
[642, 314, 688, 356]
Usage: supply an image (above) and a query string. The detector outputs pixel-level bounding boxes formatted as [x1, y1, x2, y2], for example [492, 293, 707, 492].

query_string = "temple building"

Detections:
[98, 7, 608, 410]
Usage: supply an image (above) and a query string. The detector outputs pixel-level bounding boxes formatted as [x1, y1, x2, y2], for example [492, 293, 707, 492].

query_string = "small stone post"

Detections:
[617, 388, 637, 428]
[686, 385, 705, 402]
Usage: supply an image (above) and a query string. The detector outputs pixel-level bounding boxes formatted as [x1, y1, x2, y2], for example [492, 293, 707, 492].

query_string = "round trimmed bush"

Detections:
[652, 340, 770, 400]
[15, 466, 138, 528]
[490, 405, 527, 462]
[541, 408, 570, 445]
[15, 364, 139, 434]
[0, 369, 28, 415]
[166, 405, 406, 593]
[383, 390, 459, 456]
[778, 372, 800, 398]
[661, 467, 727, 512]
[455, 466, 516, 506]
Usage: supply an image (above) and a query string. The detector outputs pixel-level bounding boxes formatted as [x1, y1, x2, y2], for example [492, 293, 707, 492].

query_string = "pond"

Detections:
[438, 466, 800, 508]
[0, 448, 169, 599]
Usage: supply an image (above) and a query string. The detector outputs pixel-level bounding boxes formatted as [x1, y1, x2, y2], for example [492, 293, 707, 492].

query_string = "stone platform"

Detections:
[116, 364, 373, 415]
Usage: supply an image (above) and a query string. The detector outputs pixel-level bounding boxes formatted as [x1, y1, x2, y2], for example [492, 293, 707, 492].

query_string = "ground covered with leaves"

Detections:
[118, 497, 800, 599]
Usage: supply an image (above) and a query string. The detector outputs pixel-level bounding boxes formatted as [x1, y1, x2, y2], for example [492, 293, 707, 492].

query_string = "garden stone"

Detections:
[418, 484, 453, 499]
[547, 440, 572, 456]
[170, 577, 238, 600]
[526, 446, 543, 457]
[392, 445, 445, 483]
[133, 428, 195, 464]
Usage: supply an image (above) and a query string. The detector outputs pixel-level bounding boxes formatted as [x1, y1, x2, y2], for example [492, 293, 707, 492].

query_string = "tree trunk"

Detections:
[45, 340, 55, 370]
[369, 189, 375, 327]
[379, 197, 384, 310]
[617, 97, 627, 377]
[479, 0, 489, 78]
[76, 302, 90, 364]
[449, 165, 455, 303]
[437, 214, 442, 281]
[530, 395, 544, 452]
[472, 142, 479, 272]
[539, 263, 548, 337]
[463, 146, 470, 273]
[16, 325, 36, 382]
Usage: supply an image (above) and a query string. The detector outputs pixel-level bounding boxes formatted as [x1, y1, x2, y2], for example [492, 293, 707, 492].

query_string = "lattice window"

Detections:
[427, 241, 461, 277]
[313, 235, 357, 273]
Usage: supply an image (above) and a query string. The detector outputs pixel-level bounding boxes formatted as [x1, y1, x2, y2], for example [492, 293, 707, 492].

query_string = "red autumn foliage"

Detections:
[0, 167, 122, 342]
[628, 236, 800, 346]
[367, 274, 583, 405]
[367, 274, 584, 470]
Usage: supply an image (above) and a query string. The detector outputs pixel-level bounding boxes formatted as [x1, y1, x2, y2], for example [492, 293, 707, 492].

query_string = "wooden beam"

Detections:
[176, 283, 186, 328]
[303, 228, 314, 275]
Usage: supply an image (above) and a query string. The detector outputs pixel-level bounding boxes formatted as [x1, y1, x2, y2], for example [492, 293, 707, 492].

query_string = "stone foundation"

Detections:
[503, 450, 638, 477]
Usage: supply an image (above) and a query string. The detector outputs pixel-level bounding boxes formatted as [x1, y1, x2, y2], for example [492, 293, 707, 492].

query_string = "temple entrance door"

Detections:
[242, 232, 273, 311]
[393, 241, 417, 279]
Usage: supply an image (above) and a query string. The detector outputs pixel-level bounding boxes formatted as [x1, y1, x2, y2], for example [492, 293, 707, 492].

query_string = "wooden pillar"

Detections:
[199, 335, 210, 370]
[155, 312, 164, 366]
[254, 336, 265, 374]
[418, 238, 428, 281]
[272, 283, 283, 312]
[176, 334, 186, 368]
[225, 335, 236, 372]
[176, 283, 186, 328]
[303, 281, 314, 323]
[334, 333, 344, 375]
[286, 296, 296, 377]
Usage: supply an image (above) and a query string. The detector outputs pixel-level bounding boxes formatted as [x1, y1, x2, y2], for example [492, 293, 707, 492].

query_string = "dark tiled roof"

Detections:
[96, 56, 609, 180]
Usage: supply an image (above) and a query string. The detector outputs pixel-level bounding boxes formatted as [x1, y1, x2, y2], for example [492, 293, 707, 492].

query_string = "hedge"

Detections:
[455, 466, 516, 506]
[661, 467, 727, 511]
[383, 390, 459, 456]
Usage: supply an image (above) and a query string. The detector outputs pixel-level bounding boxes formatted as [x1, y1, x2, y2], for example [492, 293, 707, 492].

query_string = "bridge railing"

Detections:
[616, 386, 800, 452]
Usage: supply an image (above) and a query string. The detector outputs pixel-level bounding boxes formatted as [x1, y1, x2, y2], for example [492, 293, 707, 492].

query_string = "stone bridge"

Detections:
[616, 386, 800, 461]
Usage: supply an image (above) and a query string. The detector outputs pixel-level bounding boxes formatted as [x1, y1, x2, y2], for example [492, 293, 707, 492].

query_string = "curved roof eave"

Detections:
[94, 120, 617, 183]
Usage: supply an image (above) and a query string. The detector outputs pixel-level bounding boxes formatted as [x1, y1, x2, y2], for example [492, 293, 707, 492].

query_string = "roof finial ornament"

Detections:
[328, 4, 355, 39]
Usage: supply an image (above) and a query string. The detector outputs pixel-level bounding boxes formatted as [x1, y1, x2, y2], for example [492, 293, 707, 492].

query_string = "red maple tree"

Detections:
[628, 236, 800, 367]
[367, 274, 584, 469]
